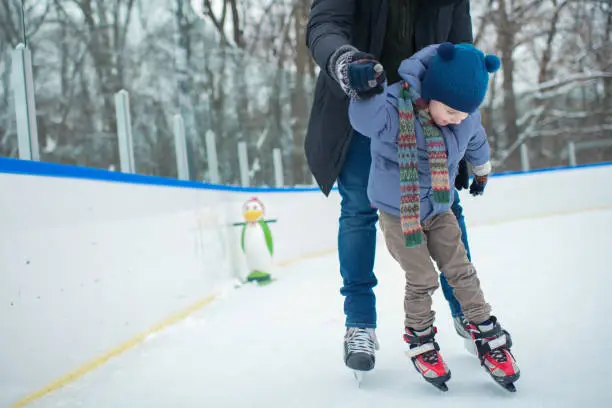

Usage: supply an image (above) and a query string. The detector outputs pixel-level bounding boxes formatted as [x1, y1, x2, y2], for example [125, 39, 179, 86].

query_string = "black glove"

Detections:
[469, 175, 488, 196]
[328, 46, 386, 99]
[454, 158, 469, 190]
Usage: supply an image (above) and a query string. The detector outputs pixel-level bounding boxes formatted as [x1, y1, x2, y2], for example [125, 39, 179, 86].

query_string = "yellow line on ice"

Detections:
[11, 295, 217, 408]
[11, 248, 335, 408]
[13, 205, 612, 407]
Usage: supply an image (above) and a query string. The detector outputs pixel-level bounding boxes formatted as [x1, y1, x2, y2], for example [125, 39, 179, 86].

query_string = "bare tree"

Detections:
[3, 0, 610, 181]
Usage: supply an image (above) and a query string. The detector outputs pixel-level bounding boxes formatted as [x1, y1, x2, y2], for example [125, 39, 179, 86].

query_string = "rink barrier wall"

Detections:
[1, 157, 612, 407]
[0, 157, 342, 408]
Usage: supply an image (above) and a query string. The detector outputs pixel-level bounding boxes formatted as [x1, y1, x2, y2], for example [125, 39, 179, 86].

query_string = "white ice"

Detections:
[28, 209, 612, 408]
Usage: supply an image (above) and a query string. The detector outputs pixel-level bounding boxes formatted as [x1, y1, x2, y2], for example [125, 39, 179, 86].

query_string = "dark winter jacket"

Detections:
[379, 0, 418, 85]
[305, 0, 474, 196]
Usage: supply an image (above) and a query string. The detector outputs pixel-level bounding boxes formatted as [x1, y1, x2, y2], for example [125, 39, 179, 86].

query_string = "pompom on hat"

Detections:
[421, 43, 501, 113]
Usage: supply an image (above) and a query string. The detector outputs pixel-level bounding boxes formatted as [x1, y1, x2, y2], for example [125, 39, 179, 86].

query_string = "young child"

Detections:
[348, 43, 520, 392]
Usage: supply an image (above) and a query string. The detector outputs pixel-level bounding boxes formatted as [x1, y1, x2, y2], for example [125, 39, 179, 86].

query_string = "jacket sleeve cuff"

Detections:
[472, 161, 491, 177]
[327, 44, 358, 81]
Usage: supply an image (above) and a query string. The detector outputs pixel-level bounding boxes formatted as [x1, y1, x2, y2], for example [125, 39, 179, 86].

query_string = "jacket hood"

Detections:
[397, 44, 441, 96]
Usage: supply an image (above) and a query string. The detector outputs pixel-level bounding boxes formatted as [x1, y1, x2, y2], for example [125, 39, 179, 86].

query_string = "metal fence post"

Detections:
[114, 89, 135, 173]
[173, 114, 189, 180]
[520, 142, 530, 172]
[568, 141, 577, 166]
[273, 148, 284, 187]
[237, 141, 249, 187]
[12, 43, 40, 161]
[205, 130, 220, 184]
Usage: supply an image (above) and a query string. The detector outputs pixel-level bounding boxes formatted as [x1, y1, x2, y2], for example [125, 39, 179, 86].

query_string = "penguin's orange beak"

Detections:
[244, 209, 263, 223]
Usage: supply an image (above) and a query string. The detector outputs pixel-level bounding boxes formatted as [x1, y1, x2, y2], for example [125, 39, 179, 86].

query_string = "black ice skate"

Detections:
[344, 328, 379, 386]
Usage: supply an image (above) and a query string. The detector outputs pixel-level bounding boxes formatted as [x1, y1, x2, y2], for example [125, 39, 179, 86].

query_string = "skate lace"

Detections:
[347, 329, 376, 354]
[489, 347, 507, 362]
[421, 349, 439, 364]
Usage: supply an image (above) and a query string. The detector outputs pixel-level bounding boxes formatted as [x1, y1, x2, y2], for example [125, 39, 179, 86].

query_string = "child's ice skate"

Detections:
[344, 327, 379, 387]
[453, 315, 479, 356]
[404, 326, 451, 391]
[465, 316, 520, 392]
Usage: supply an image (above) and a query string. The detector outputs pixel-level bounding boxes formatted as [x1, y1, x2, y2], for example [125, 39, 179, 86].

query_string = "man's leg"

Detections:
[439, 189, 470, 318]
[337, 131, 379, 329]
[338, 132, 380, 372]
[451, 189, 472, 261]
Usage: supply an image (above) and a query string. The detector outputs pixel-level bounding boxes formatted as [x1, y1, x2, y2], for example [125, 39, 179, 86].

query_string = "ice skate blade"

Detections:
[490, 373, 519, 392]
[424, 372, 451, 392]
[500, 382, 516, 392]
[353, 370, 366, 388]
[428, 380, 448, 392]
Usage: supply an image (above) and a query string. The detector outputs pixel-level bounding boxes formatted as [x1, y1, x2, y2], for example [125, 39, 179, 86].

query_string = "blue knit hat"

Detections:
[421, 43, 501, 113]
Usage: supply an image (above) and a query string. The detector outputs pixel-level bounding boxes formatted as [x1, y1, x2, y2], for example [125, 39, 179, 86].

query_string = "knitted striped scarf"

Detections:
[398, 81, 451, 247]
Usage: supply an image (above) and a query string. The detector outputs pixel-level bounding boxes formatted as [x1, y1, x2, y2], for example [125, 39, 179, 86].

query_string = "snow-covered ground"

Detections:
[27, 209, 612, 408]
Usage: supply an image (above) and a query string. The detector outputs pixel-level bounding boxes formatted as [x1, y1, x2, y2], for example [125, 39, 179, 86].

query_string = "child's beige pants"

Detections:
[379, 210, 491, 330]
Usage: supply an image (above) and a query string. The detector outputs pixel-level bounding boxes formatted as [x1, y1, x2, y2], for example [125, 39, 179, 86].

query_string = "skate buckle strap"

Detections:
[478, 333, 507, 355]
[486, 334, 507, 350]
[407, 342, 436, 358]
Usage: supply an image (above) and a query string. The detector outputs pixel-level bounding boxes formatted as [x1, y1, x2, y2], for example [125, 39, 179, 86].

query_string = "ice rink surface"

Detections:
[27, 209, 612, 408]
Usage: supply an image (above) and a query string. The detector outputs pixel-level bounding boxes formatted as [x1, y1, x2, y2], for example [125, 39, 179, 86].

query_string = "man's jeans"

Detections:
[337, 132, 471, 328]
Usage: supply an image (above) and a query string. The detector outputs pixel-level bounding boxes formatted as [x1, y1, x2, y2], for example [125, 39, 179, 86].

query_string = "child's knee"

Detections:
[405, 275, 440, 297]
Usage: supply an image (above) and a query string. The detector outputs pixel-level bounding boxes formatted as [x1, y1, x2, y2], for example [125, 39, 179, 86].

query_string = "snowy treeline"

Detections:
[0, 0, 610, 185]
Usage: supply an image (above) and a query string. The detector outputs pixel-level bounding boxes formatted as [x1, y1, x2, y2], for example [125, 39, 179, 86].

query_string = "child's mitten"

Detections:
[454, 158, 469, 190]
[469, 175, 488, 196]
[328, 46, 386, 99]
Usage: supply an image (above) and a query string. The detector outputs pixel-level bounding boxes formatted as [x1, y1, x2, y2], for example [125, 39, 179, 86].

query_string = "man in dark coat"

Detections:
[305, 0, 478, 373]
